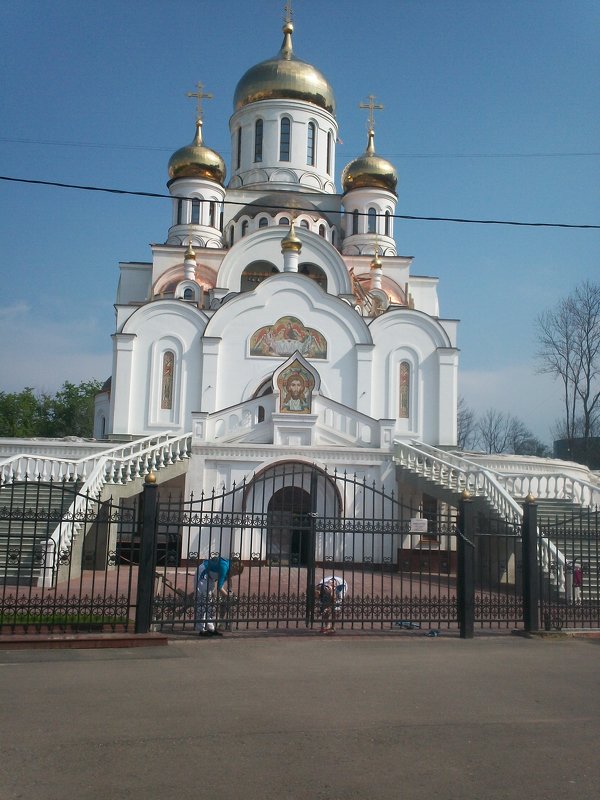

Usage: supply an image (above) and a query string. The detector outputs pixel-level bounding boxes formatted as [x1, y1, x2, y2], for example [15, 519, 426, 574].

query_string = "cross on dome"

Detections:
[359, 94, 384, 132]
[186, 82, 213, 123]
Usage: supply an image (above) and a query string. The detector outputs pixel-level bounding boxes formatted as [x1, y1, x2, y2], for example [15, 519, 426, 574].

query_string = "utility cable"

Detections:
[0, 174, 598, 230]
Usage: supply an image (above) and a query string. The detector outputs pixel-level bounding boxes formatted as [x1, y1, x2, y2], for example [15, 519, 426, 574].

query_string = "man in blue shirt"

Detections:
[195, 556, 243, 636]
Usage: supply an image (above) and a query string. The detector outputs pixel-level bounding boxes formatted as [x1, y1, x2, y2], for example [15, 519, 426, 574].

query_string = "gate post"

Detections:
[457, 491, 475, 639]
[135, 472, 158, 634]
[521, 494, 539, 633]
[305, 469, 319, 627]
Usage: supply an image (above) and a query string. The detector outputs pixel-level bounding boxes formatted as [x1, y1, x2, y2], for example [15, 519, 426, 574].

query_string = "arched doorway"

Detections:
[267, 485, 312, 566]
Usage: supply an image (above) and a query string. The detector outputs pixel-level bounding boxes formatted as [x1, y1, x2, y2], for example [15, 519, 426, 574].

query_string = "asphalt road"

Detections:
[1, 633, 599, 800]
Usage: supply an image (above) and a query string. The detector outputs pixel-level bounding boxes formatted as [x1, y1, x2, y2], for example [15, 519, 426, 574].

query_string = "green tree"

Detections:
[0, 380, 102, 438]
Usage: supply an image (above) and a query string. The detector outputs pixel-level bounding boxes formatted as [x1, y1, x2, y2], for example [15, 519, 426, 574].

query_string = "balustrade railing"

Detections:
[0, 432, 192, 587]
[394, 440, 567, 595]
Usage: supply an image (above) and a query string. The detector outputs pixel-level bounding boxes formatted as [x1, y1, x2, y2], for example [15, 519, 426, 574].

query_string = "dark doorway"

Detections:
[267, 486, 312, 565]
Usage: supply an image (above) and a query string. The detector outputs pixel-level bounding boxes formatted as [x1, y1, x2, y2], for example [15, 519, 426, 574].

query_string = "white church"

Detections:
[94, 14, 458, 507]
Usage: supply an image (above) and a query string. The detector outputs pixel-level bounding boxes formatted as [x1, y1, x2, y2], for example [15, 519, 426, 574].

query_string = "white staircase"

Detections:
[0, 432, 192, 587]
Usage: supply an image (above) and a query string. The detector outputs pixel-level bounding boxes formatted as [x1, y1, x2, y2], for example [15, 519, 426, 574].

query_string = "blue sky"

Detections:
[0, 0, 598, 444]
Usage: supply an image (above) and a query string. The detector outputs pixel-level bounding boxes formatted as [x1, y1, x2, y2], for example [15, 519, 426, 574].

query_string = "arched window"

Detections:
[254, 119, 263, 162]
[399, 361, 410, 419]
[279, 217, 290, 226]
[191, 198, 200, 225]
[385, 210, 391, 237]
[258, 217, 269, 228]
[318, 224, 326, 238]
[236, 127, 242, 170]
[219, 209, 224, 231]
[300, 219, 309, 229]
[368, 207, 377, 233]
[176, 199, 183, 225]
[326, 131, 332, 175]
[331, 229, 336, 246]
[241, 221, 248, 237]
[307, 122, 316, 166]
[209, 202, 216, 228]
[183, 288, 194, 300]
[229, 226, 234, 247]
[161, 351, 175, 410]
[279, 117, 291, 161]
[352, 209, 359, 235]
[257, 405, 265, 423]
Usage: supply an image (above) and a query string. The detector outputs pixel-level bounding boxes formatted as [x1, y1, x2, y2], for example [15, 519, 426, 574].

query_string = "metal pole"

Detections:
[135, 473, 158, 634]
[457, 492, 475, 639]
[305, 468, 318, 627]
[522, 494, 540, 633]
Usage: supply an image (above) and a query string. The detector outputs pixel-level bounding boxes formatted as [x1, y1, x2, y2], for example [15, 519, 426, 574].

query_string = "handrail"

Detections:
[0, 431, 181, 485]
[18, 432, 193, 587]
[411, 441, 600, 509]
[394, 439, 566, 594]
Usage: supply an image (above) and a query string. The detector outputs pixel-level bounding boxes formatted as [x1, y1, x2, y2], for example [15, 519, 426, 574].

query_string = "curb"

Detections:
[0, 633, 169, 651]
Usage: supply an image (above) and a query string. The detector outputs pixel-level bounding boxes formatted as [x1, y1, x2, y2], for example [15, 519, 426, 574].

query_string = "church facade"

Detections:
[94, 15, 459, 553]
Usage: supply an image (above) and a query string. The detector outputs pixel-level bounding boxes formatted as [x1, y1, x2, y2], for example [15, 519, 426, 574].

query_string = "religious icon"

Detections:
[161, 351, 174, 410]
[278, 363, 314, 414]
[250, 316, 327, 359]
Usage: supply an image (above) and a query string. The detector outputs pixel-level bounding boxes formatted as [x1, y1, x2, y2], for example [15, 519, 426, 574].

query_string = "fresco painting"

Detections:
[250, 316, 327, 359]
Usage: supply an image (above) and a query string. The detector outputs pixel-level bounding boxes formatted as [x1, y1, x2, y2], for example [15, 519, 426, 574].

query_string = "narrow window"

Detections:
[279, 217, 290, 226]
[399, 361, 410, 419]
[368, 207, 377, 233]
[331, 229, 336, 246]
[219, 209, 224, 231]
[326, 131, 332, 175]
[229, 226, 234, 247]
[385, 210, 391, 237]
[318, 224, 326, 238]
[161, 351, 175, 410]
[176, 199, 183, 225]
[191, 198, 200, 224]
[352, 209, 359, 235]
[254, 119, 263, 162]
[307, 122, 316, 166]
[236, 127, 242, 170]
[257, 405, 265, 423]
[241, 221, 248, 237]
[300, 219, 309, 229]
[209, 202, 216, 228]
[279, 117, 291, 161]
[183, 288, 194, 300]
[258, 217, 269, 228]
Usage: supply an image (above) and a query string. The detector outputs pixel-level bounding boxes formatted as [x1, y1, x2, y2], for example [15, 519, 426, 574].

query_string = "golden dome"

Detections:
[341, 130, 397, 195]
[233, 22, 335, 115]
[168, 120, 226, 185]
[281, 220, 302, 253]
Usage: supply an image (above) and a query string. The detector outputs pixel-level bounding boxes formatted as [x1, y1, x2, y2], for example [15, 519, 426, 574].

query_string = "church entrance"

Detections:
[267, 486, 312, 566]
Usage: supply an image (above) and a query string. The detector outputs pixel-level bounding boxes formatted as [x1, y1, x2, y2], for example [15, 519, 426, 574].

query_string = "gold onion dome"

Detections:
[168, 120, 226, 185]
[281, 220, 302, 252]
[233, 22, 335, 114]
[341, 130, 397, 195]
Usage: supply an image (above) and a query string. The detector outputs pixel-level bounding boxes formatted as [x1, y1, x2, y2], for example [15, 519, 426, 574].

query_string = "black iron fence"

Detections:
[1, 473, 598, 637]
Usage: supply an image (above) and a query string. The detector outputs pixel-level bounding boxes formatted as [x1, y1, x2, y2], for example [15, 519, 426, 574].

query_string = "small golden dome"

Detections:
[233, 22, 335, 114]
[281, 220, 302, 252]
[370, 252, 382, 270]
[341, 130, 397, 195]
[168, 120, 226, 185]
[184, 241, 196, 260]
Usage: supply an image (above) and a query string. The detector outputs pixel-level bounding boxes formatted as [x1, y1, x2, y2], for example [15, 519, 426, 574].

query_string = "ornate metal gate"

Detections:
[152, 462, 460, 632]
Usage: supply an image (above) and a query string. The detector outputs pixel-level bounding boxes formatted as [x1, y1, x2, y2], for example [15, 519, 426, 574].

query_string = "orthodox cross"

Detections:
[186, 82, 213, 122]
[284, 0, 293, 25]
[359, 94, 383, 131]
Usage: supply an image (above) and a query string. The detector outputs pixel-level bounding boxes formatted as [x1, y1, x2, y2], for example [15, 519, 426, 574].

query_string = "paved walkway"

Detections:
[1, 634, 599, 800]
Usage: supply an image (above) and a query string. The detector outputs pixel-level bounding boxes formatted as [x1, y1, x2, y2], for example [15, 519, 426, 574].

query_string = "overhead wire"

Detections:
[0, 174, 598, 230]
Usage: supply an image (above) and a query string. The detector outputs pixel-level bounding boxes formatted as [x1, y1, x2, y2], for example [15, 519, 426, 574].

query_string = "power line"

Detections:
[1, 174, 598, 230]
